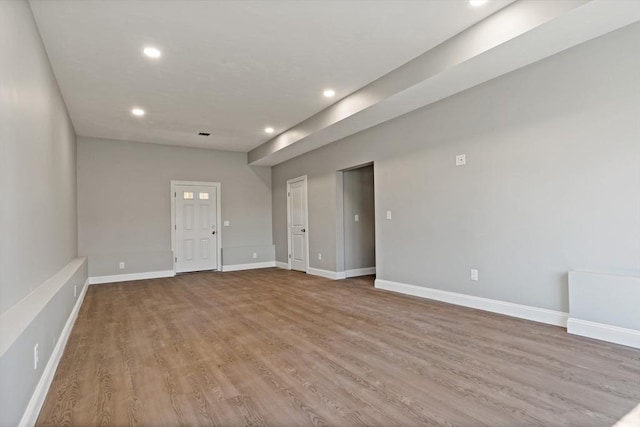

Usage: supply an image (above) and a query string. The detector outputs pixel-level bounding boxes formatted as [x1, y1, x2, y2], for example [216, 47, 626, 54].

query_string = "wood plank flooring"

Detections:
[37, 269, 639, 426]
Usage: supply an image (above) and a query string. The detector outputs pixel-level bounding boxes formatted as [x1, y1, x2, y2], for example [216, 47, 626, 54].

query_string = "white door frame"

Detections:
[171, 180, 221, 273]
[286, 175, 309, 272]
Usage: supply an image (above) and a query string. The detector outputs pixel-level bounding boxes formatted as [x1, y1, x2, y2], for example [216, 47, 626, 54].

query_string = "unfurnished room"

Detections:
[1, 0, 639, 426]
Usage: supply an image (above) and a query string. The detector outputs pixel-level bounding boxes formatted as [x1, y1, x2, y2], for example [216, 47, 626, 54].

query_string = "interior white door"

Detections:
[288, 178, 308, 272]
[175, 185, 217, 273]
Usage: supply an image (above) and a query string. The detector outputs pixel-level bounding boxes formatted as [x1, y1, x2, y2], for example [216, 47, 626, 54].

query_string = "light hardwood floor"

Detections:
[37, 268, 639, 426]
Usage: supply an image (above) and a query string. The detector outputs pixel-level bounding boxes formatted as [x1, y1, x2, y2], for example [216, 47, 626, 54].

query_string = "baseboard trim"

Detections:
[375, 279, 568, 327]
[221, 261, 276, 272]
[568, 318, 640, 349]
[19, 278, 89, 427]
[346, 267, 376, 278]
[275, 261, 289, 270]
[89, 270, 175, 285]
[307, 268, 346, 280]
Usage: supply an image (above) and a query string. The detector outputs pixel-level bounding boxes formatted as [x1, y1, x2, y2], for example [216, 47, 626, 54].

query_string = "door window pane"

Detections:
[183, 191, 194, 199]
[199, 192, 209, 200]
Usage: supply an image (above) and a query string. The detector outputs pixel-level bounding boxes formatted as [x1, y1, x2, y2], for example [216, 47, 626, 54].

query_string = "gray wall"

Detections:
[0, 259, 87, 427]
[0, 0, 78, 314]
[343, 165, 375, 271]
[568, 271, 640, 331]
[0, 0, 84, 424]
[272, 23, 640, 313]
[77, 137, 273, 276]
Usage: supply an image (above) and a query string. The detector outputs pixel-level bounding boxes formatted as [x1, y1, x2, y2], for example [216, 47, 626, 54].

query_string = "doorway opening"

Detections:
[170, 180, 221, 273]
[337, 163, 376, 278]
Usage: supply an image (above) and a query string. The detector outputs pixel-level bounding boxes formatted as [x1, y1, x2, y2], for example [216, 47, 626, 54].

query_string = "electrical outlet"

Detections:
[456, 154, 466, 166]
[34, 344, 39, 370]
[74, 284, 77, 298]
[223, 220, 230, 226]
[354, 214, 359, 222]
[318, 253, 322, 260]
[471, 269, 479, 281]
[119, 262, 125, 270]
[386, 210, 392, 220]
[252, 252, 257, 259]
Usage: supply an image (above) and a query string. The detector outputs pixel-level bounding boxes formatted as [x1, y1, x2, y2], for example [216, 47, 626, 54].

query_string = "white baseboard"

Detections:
[307, 267, 347, 280]
[614, 400, 640, 427]
[275, 261, 290, 270]
[375, 279, 568, 327]
[89, 270, 175, 285]
[345, 267, 376, 278]
[19, 279, 89, 427]
[568, 318, 640, 349]
[221, 261, 276, 272]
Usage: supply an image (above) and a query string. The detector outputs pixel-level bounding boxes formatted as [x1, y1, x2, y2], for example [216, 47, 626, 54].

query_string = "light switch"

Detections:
[223, 220, 230, 226]
[471, 269, 479, 281]
[386, 210, 392, 220]
[354, 214, 359, 222]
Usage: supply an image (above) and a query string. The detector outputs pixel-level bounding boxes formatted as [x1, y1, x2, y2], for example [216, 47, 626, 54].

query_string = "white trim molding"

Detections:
[307, 268, 347, 280]
[89, 270, 175, 285]
[568, 318, 640, 349]
[19, 279, 89, 427]
[345, 267, 376, 278]
[275, 261, 290, 270]
[375, 279, 568, 327]
[221, 262, 276, 272]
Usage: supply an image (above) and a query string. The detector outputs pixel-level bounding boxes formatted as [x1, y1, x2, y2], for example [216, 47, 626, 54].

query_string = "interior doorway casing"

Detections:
[170, 180, 221, 273]
[337, 162, 376, 278]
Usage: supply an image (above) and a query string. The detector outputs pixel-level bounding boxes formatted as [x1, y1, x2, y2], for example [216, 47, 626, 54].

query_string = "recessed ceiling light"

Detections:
[469, 0, 488, 6]
[323, 89, 336, 98]
[143, 47, 161, 58]
[131, 108, 145, 116]
[264, 127, 275, 134]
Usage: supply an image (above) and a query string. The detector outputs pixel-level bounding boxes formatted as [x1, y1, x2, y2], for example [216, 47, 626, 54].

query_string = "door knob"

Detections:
[212, 231, 216, 235]
[301, 229, 306, 232]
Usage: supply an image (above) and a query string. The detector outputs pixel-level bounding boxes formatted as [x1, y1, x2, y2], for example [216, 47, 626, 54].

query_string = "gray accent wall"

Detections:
[272, 23, 640, 313]
[77, 137, 273, 276]
[343, 165, 375, 271]
[0, 0, 84, 424]
[0, 0, 78, 314]
[222, 245, 275, 266]
[0, 259, 87, 426]
[568, 271, 640, 331]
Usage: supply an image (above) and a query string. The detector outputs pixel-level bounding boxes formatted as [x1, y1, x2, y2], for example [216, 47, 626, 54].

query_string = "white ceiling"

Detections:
[248, 0, 640, 165]
[29, 0, 513, 152]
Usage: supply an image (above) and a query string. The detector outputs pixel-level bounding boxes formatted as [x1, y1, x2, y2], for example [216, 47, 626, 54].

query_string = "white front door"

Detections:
[175, 185, 218, 273]
[288, 177, 308, 272]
